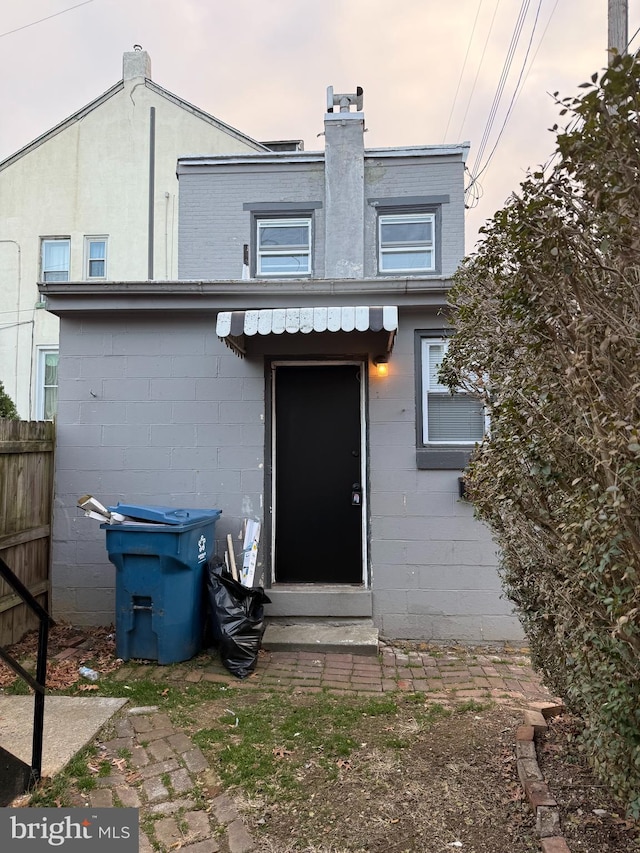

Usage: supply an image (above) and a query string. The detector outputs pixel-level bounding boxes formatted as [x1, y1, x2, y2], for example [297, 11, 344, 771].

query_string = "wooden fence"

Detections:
[0, 420, 55, 646]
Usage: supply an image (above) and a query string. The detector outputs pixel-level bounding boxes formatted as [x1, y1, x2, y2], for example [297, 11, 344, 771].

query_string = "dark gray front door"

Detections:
[274, 364, 363, 584]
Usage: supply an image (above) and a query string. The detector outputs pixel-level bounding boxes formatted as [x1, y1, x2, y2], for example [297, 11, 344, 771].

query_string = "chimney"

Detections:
[123, 45, 151, 81]
[324, 87, 365, 279]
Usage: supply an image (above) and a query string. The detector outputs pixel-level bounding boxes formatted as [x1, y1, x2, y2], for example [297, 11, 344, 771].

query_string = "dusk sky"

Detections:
[2, 1, 638, 253]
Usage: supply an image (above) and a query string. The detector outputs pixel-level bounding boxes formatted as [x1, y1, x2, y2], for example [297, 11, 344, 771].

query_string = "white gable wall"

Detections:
[0, 68, 262, 418]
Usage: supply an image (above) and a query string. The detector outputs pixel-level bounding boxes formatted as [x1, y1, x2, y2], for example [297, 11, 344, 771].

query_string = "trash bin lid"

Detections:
[108, 504, 222, 525]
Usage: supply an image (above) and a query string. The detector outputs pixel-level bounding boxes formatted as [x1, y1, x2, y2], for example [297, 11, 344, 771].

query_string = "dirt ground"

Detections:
[188, 689, 637, 853]
[209, 702, 540, 853]
[2, 624, 639, 852]
[537, 714, 640, 853]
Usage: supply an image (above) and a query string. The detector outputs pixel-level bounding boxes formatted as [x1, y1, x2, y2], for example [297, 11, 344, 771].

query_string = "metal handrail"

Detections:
[0, 556, 56, 788]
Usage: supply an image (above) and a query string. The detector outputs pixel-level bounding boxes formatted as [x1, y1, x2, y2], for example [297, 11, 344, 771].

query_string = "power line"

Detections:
[470, 0, 545, 189]
[443, 0, 486, 142]
[511, 0, 560, 104]
[0, 0, 97, 40]
[469, 0, 531, 181]
[455, 0, 503, 142]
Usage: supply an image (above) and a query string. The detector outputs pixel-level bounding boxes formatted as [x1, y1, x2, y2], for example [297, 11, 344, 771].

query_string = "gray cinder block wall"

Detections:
[52, 308, 522, 642]
[52, 313, 264, 624]
[368, 310, 521, 642]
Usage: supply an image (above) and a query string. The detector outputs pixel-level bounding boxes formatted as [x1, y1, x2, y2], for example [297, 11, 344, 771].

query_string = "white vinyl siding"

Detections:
[257, 218, 311, 276]
[379, 213, 435, 273]
[422, 339, 485, 444]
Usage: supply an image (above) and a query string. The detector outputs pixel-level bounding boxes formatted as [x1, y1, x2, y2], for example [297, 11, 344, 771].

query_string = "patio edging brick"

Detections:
[515, 701, 571, 853]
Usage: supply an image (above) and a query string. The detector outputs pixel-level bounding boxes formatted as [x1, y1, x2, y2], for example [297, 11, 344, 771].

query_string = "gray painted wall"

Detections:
[48, 122, 522, 641]
[324, 114, 364, 278]
[178, 162, 325, 280]
[178, 153, 465, 283]
[51, 308, 522, 641]
[363, 156, 465, 279]
[368, 309, 520, 642]
[53, 313, 264, 624]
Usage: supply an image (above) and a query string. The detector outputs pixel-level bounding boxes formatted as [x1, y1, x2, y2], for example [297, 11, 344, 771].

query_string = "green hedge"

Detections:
[444, 53, 640, 816]
[0, 381, 18, 420]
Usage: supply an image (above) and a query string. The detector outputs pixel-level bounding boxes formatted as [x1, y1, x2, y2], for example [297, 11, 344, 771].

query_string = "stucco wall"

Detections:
[0, 77, 261, 418]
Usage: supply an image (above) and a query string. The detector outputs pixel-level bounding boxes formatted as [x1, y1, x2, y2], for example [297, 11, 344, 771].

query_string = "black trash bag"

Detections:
[205, 557, 271, 678]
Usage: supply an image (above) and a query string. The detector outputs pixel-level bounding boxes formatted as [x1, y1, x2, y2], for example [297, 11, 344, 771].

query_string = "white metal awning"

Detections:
[216, 306, 398, 356]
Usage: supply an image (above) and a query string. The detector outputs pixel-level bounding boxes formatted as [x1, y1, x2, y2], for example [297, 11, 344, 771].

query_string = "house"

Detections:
[41, 88, 523, 643]
[0, 48, 269, 419]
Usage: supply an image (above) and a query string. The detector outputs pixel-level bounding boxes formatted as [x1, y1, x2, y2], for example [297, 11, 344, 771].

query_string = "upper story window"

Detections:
[257, 218, 311, 277]
[41, 238, 70, 282]
[85, 237, 108, 279]
[421, 338, 485, 444]
[379, 213, 435, 274]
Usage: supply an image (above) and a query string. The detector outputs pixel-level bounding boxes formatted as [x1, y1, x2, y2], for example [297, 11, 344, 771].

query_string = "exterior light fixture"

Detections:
[373, 355, 389, 377]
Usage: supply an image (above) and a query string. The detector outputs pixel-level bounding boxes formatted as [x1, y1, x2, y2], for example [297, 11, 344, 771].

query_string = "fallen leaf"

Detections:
[78, 684, 99, 692]
[272, 747, 293, 759]
[336, 758, 352, 770]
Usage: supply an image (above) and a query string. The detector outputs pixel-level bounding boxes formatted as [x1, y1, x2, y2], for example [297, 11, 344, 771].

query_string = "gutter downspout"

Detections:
[148, 106, 156, 280]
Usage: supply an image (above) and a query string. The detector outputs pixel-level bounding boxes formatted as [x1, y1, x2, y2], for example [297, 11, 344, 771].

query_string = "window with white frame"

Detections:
[421, 338, 485, 444]
[37, 348, 59, 420]
[379, 213, 435, 273]
[256, 218, 311, 276]
[85, 237, 108, 279]
[41, 238, 70, 282]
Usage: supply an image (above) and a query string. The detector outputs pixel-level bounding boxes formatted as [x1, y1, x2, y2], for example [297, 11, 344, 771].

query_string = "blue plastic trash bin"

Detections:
[102, 505, 222, 665]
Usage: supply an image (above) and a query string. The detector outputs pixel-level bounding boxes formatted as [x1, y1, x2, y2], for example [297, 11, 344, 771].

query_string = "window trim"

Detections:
[84, 236, 108, 280]
[255, 216, 312, 278]
[378, 212, 435, 274]
[36, 346, 59, 421]
[415, 331, 486, 469]
[40, 237, 70, 282]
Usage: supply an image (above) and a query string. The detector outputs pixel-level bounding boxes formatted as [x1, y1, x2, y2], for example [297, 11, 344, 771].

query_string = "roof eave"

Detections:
[38, 277, 453, 315]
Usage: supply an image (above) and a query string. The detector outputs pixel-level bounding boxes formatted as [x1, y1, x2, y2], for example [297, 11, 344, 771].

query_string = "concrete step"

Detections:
[262, 618, 379, 657]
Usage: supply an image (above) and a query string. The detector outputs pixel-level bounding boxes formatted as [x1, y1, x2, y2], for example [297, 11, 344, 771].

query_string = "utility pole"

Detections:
[608, 0, 628, 64]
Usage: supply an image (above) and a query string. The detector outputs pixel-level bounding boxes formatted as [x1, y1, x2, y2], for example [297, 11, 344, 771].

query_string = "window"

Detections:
[379, 213, 435, 273]
[256, 218, 311, 276]
[421, 338, 485, 444]
[41, 238, 70, 282]
[85, 237, 107, 279]
[37, 348, 59, 420]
